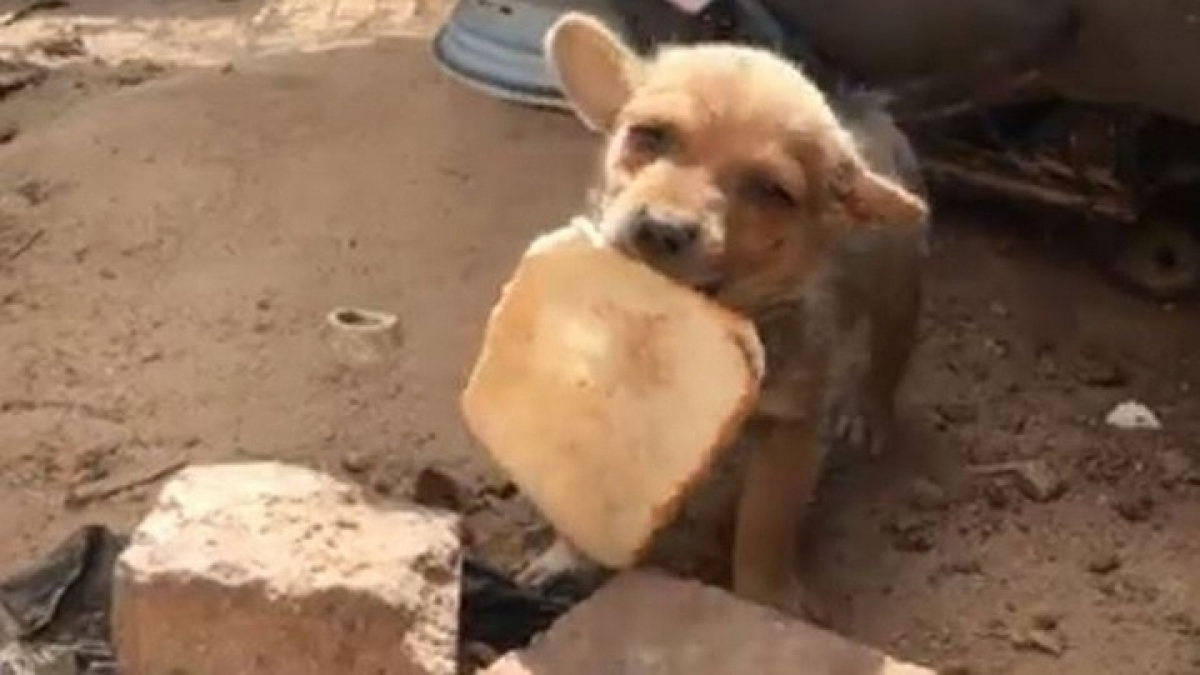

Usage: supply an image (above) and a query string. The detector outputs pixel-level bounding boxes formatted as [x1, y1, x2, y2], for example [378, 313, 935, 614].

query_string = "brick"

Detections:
[482, 571, 935, 675]
[113, 462, 460, 675]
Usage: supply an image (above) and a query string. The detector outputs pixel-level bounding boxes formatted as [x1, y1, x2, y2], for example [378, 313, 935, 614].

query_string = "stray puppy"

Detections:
[519, 13, 930, 618]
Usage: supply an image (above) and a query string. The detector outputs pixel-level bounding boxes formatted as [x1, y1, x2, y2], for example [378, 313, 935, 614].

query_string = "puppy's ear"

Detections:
[545, 13, 641, 133]
[818, 141, 928, 227]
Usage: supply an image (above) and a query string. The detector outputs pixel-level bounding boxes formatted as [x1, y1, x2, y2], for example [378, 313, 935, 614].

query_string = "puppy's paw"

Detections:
[516, 538, 594, 588]
[830, 394, 893, 458]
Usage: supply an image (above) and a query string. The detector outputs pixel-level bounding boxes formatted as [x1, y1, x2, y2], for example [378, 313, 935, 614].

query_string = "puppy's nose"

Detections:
[630, 210, 700, 258]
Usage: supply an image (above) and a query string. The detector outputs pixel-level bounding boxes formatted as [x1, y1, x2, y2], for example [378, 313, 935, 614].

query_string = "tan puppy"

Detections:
[519, 13, 930, 618]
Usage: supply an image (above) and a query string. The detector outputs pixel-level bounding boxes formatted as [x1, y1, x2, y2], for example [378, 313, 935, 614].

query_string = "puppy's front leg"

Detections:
[733, 417, 826, 619]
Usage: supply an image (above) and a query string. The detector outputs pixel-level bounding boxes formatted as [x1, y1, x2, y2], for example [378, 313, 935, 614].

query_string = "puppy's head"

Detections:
[546, 14, 928, 314]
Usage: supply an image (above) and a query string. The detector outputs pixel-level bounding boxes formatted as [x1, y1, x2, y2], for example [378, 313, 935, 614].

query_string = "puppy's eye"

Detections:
[625, 123, 674, 156]
[742, 173, 797, 209]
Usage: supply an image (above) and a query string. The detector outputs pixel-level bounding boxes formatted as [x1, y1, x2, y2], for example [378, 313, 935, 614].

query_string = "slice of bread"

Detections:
[460, 220, 765, 568]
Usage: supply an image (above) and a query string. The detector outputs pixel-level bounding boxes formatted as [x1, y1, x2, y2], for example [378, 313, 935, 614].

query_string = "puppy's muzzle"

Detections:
[627, 208, 701, 260]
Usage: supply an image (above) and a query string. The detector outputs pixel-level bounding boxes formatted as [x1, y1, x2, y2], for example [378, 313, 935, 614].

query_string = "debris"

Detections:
[324, 306, 402, 366]
[1031, 610, 1063, 631]
[480, 571, 936, 674]
[1086, 551, 1122, 575]
[908, 477, 950, 511]
[1013, 628, 1066, 656]
[1105, 401, 1162, 430]
[0, 525, 123, 673]
[113, 462, 461, 675]
[340, 451, 374, 475]
[63, 458, 187, 509]
[1013, 460, 1067, 502]
[885, 515, 935, 553]
[0, 121, 17, 145]
[108, 59, 167, 87]
[970, 459, 1066, 502]
[1114, 494, 1156, 523]
[34, 36, 86, 59]
[15, 179, 50, 206]
[933, 401, 978, 428]
[3, 229, 43, 264]
[981, 480, 1011, 509]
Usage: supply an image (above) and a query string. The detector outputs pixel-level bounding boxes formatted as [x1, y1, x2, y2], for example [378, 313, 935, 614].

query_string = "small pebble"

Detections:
[909, 477, 949, 511]
[1105, 401, 1162, 430]
[885, 515, 935, 553]
[1013, 628, 1066, 656]
[0, 121, 18, 145]
[339, 451, 374, 475]
[1114, 494, 1155, 523]
[1013, 460, 1066, 502]
[982, 481, 1011, 509]
[1087, 552, 1122, 575]
[935, 402, 978, 427]
[1032, 610, 1062, 631]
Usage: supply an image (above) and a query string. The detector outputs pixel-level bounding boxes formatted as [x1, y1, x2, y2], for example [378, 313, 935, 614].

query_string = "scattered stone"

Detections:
[981, 480, 1011, 509]
[339, 451, 374, 475]
[934, 402, 978, 428]
[481, 571, 935, 674]
[1012, 460, 1066, 502]
[1164, 612, 1200, 638]
[1114, 494, 1156, 523]
[109, 59, 167, 87]
[884, 515, 935, 553]
[971, 459, 1065, 503]
[1086, 551, 1122, 575]
[15, 179, 50, 205]
[1105, 401, 1162, 430]
[35, 35, 86, 58]
[1031, 610, 1063, 631]
[113, 462, 461, 675]
[1013, 628, 1065, 657]
[908, 477, 949, 511]
[371, 470, 401, 496]
[0, 120, 17, 144]
[412, 466, 464, 512]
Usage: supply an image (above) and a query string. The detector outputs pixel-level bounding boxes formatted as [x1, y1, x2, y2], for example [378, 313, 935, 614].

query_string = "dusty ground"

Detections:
[0, 4, 1197, 675]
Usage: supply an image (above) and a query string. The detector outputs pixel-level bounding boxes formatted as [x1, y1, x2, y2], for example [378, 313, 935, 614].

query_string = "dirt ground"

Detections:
[0, 6, 1197, 675]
